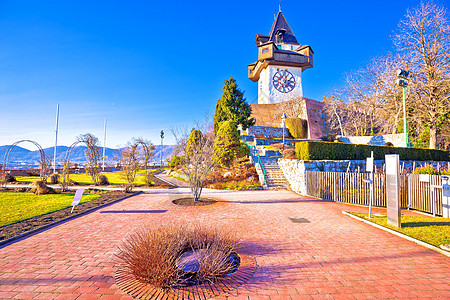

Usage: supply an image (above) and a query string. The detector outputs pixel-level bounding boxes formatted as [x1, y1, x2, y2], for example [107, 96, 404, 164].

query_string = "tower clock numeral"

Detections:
[273, 70, 295, 93]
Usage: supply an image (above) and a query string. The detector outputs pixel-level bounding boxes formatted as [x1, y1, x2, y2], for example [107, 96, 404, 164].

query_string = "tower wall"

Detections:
[258, 65, 303, 104]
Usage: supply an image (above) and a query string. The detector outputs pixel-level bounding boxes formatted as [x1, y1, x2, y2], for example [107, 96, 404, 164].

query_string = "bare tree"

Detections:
[322, 94, 346, 136]
[78, 133, 101, 185]
[342, 56, 398, 136]
[394, 1, 450, 148]
[60, 160, 70, 192]
[172, 127, 216, 202]
[116, 138, 155, 192]
[118, 144, 140, 192]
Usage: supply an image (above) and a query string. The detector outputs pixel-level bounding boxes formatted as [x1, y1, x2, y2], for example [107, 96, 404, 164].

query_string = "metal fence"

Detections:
[306, 171, 443, 216]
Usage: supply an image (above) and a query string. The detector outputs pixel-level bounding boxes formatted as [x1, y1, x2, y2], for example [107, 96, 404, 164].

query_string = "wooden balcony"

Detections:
[248, 45, 313, 82]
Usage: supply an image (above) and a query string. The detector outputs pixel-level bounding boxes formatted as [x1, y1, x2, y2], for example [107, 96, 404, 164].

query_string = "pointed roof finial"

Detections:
[279, 2, 281, 12]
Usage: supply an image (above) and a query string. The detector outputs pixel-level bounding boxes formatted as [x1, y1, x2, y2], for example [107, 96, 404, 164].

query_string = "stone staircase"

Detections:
[243, 136, 290, 190]
[260, 157, 290, 190]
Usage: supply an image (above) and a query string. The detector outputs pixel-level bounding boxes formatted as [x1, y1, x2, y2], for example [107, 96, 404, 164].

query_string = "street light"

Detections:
[397, 69, 409, 147]
[281, 113, 287, 152]
[160, 130, 164, 168]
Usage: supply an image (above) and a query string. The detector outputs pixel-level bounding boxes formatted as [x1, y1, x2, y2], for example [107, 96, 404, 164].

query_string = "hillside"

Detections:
[0, 144, 175, 167]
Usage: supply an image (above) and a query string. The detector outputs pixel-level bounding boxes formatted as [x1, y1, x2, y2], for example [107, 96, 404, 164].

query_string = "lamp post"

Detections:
[281, 113, 287, 152]
[160, 130, 164, 168]
[396, 69, 409, 147]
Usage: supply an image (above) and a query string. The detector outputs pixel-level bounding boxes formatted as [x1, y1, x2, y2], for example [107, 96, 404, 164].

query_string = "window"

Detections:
[262, 48, 269, 53]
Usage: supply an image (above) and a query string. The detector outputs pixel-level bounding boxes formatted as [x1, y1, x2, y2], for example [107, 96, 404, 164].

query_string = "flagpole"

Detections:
[102, 118, 107, 171]
[53, 104, 59, 173]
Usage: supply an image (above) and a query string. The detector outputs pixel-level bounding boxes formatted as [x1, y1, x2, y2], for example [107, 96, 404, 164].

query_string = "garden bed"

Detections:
[0, 191, 136, 242]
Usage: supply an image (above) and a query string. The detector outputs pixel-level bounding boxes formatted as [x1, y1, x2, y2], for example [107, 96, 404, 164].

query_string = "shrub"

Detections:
[170, 155, 185, 169]
[116, 223, 238, 288]
[31, 180, 55, 195]
[239, 140, 250, 157]
[2, 173, 16, 183]
[123, 183, 133, 193]
[320, 134, 337, 142]
[98, 174, 109, 185]
[49, 173, 59, 184]
[283, 148, 296, 159]
[185, 129, 203, 159]
[413, 165, 450, 175]
[285, 118, 307, 139]
[213, 121, 242, 167]
[295, 141, 450, 161]
[413, 165, 439, 175]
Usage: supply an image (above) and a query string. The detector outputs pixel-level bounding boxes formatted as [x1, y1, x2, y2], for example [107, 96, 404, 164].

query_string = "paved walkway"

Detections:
[0, 188, 449, 299]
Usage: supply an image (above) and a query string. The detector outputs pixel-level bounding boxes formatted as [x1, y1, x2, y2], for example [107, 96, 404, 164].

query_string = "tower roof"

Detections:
[268, 11, 299, 45]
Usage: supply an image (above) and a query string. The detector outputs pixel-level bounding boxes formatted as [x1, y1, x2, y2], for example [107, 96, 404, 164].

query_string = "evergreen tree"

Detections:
[185, 129, 203, 158]
[213, 121, 242, 167]
[213, 77, 255, 134]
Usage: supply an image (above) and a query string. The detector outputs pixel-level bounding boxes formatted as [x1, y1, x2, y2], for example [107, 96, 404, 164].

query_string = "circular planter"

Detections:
[115, 253, 256, 300]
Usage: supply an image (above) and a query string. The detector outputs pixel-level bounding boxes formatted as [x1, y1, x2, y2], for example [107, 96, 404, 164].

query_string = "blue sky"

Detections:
[0, 0, 439, 149]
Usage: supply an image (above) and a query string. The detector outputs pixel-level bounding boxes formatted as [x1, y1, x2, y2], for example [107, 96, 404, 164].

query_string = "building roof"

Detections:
[268, 11, 299, 45]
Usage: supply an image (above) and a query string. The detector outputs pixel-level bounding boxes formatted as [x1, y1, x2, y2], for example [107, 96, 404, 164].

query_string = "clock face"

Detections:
[273, 70, 296, 93]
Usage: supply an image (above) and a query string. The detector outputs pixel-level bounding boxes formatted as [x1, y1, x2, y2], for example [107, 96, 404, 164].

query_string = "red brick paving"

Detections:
[1, 188, 449, 299]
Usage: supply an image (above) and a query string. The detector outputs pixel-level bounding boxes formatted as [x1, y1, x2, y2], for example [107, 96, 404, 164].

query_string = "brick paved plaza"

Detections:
[1, 188, 449, 299]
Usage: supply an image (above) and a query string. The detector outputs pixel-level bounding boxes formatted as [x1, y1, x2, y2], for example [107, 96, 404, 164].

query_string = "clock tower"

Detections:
[248, 10, 313, 104]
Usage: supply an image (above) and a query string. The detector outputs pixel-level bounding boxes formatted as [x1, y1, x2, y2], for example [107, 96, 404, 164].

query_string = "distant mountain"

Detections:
[0, 144, 175, 168]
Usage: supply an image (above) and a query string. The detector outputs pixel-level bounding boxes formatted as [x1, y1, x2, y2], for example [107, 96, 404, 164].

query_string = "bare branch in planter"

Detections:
[173, 127, 216, 201]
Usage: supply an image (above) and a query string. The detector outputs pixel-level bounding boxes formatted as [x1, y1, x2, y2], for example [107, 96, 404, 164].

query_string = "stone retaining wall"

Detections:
[338, 133, 407, 147]
[247, 126, 289, 139]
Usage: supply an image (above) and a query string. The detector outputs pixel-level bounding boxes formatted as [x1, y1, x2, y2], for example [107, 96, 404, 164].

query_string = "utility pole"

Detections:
[102, 118, 107, 171]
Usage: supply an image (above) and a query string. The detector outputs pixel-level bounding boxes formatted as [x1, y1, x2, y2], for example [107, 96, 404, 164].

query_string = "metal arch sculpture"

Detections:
[60, 141, 82, 191]
[2, 140, 49, 187]
[133, 138, 155, 184]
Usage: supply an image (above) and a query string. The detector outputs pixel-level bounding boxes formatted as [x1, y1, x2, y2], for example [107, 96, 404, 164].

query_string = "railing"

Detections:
[243, 139, 266, 186]
[273, 52, 311, 65]
[306, 171, 443, 216]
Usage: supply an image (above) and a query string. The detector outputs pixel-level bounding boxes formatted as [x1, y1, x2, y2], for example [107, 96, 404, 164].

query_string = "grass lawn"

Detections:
[15, 172, 156, 186]
[350, 212, 450, 247]
[0, 192, 100, 226]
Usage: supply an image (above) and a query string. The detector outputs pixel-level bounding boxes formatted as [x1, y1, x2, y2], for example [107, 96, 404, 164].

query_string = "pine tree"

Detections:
[213, 121, 242, 167]
[213, 77, 255, 134]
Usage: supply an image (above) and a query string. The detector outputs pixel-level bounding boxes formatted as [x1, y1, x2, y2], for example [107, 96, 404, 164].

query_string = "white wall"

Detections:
[258, 65, 303, 104]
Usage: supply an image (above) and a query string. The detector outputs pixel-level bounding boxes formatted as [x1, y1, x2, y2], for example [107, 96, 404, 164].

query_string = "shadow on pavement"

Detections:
[100, 210, 167, 214]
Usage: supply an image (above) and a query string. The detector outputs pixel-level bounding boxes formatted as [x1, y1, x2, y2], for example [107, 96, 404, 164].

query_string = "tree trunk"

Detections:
[392, 111, 400, 134]
[429, 123, 437, 149]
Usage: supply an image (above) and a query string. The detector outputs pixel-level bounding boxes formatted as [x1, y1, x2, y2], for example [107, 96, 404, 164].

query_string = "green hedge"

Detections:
[295, 141, 450, 161]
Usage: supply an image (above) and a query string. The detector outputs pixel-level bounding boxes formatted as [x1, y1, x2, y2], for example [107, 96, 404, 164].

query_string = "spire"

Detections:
[268, 11, 299, 45]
